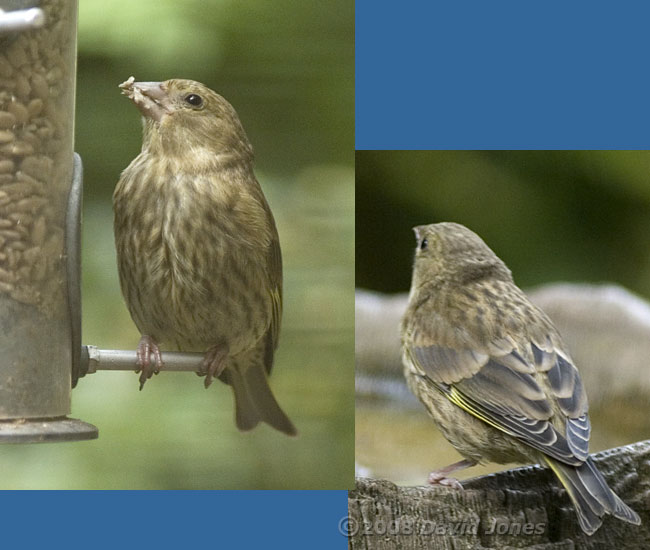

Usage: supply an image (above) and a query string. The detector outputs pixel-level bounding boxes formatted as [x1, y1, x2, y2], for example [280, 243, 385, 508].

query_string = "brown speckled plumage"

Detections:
[113, 77, 295, 435]
[401, 222, 639, 534]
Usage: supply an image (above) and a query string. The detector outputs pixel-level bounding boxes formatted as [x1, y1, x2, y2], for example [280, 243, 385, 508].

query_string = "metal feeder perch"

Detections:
[0, 1, 205, 443]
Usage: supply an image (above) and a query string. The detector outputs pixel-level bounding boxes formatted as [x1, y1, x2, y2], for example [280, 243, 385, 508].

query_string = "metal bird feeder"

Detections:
[0, 0, 101, 442]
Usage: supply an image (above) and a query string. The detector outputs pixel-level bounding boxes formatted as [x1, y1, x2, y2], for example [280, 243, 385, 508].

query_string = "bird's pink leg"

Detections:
[201, 344, 229, 388]
[428, 458, 477, 490]
[136, 335, 164, 390]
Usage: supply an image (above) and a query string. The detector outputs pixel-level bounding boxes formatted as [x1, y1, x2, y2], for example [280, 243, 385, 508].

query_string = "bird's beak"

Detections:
[119, 77, 170, 122]
[413, 225, 425, 242]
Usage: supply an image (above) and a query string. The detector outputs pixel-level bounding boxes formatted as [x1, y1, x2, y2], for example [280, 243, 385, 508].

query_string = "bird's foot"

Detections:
[427, 472, 465, 490]
[427, 458, 477, 490]
[200, 344, 229, 388]
[136, 335, 164, 390]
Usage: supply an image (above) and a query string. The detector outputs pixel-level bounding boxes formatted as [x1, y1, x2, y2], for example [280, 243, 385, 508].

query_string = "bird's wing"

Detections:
[264, 228, 283, 374]
[406, 335, 590, 466]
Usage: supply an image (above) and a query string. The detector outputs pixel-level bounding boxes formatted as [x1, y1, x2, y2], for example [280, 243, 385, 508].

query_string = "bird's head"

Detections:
[119, 77, 253, 163]
[410, 222, 512, 289]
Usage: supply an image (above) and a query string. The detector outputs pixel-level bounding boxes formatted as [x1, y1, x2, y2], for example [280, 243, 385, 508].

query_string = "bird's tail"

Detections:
[224, 364, 297, 436]
[544, 456, 640, 535]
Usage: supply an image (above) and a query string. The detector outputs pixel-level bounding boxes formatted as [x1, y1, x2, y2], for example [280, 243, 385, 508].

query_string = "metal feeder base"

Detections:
[0, 417, 98, 443]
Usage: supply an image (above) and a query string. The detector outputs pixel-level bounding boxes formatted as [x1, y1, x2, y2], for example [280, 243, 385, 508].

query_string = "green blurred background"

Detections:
[356, 150, 650, 483]
[0, 0, 354, 489]
[357, 150, 650, 295]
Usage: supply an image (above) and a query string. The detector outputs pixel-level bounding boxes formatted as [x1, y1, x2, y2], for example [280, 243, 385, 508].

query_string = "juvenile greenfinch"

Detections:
[401, 222, 639, 534]
[113, 77, 296, 436]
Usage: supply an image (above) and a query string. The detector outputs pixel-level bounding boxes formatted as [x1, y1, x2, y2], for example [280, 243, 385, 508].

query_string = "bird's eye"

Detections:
[184, 93, 204, 108]
[420, 238, 428, 250]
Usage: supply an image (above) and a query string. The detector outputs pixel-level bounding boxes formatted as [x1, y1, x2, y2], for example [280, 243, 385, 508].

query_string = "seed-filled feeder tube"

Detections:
[0, 0, 97, 442]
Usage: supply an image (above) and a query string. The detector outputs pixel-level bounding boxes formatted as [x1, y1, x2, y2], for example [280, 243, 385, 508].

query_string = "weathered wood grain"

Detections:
[349, 440, 650, 549]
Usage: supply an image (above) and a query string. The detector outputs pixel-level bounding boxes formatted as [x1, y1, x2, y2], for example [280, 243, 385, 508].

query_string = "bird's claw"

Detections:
[427, 472, 465, 490]
[136, 335, 164, 390]
[200, 345, 229, 388]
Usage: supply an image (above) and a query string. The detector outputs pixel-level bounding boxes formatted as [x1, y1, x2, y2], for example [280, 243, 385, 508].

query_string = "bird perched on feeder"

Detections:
[401, 222, 640, 535]
[113, 77, 296, 436]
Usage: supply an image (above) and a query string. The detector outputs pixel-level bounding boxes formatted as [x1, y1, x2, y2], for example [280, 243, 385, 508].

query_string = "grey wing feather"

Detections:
[411, 345, 487, 384]
[533, 344, 590, 460]
[408, 341, 589, 466]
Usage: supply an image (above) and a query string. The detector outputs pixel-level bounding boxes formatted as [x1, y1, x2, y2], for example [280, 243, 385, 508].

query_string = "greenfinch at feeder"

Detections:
[401, 222, 640, 535]
[113, 77, 296, 436]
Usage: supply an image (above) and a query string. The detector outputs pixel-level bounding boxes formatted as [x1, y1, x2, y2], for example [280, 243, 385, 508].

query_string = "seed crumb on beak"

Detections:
[119, 76, 135, 91]
[119, 77, 169, 122]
